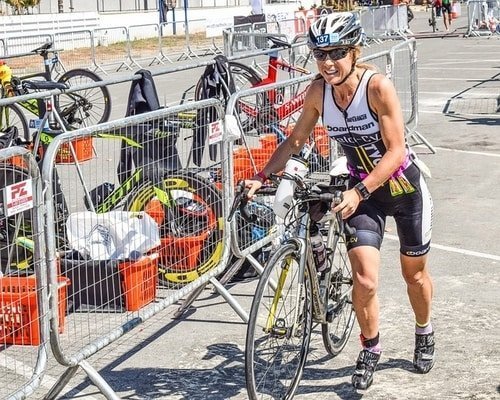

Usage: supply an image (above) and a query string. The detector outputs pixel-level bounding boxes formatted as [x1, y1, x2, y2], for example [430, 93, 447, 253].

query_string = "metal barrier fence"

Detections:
[0, 6, 416, 77]
[0, 147, 51, 400]
[0, 35, 433, 398]
[360, 5, 409, 42]
[40, 100, 235, 398]
[465, 0, 500, 37]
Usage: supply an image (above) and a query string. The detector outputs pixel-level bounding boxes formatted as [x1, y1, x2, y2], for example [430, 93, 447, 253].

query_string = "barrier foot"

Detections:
[173, 283, 208, 319]
[410, 130, 436, 154]
[79, 360, 121, 400]
[43, 366, 79, 400]
[210, 277, 249, 323]
[215, 258, 246, 287]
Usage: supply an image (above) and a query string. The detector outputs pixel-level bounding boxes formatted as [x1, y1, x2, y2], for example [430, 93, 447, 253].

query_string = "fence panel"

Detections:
[465, 0, 499, 36]
[0, 146, 51, 400]
[3, 35, 54, 76]
[92, 27, 132, 74]
[39, 98, 233, 398]
[52, 30, 94, 71]
[128, 24, 164, 67]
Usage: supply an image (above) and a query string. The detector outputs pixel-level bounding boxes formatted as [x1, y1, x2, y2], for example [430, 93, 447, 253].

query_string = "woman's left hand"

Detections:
[332, 188, 361, 219]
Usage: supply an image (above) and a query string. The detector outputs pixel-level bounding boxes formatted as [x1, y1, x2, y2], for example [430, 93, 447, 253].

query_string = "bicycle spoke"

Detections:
[246, 243, 312, 400]
[322, 234, 355, 356]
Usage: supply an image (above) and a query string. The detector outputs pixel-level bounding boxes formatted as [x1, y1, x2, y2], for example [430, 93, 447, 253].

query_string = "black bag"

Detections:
[192, 55, 236, 166]
[118, 69, 181, 184]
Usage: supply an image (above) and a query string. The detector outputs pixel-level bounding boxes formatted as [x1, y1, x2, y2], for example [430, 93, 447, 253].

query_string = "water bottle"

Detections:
[311, 232, 327, 273]
[273, 155, 308, 219]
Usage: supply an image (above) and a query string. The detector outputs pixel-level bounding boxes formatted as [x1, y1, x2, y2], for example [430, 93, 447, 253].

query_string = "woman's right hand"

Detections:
[245, 175, 264, 198]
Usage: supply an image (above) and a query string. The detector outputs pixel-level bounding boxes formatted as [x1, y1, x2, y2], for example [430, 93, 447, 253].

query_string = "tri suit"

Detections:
[322, 69, 433, 257]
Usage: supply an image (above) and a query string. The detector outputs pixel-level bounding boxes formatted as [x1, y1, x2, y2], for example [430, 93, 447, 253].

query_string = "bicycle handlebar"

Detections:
[227, 180, 277, 223]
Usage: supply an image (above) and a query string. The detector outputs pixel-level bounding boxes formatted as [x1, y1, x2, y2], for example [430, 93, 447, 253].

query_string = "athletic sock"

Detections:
[360, 332, 381, 354]
[415, 321, 433, 335]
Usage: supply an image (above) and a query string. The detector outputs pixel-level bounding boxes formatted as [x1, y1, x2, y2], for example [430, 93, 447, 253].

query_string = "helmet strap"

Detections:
[333, 63, 356, 87]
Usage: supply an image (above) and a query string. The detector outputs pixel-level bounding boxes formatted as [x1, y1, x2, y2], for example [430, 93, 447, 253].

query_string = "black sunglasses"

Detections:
[312, 47, 352, 61]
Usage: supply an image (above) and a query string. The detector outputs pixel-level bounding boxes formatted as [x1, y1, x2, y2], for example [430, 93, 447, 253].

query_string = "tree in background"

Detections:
[3, 0, 41, 14]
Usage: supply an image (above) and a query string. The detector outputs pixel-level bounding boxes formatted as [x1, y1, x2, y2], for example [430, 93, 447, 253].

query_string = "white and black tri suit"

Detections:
[322, 70, 433, 256]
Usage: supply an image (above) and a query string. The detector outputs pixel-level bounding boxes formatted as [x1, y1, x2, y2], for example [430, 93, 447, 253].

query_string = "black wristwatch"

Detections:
[354, 182, 371, 201]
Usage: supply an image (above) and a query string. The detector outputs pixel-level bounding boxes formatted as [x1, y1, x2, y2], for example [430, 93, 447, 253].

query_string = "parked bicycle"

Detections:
[0, 41, 111, 140]
[196, 36, 330, 174]
[242, 162, 356, 399]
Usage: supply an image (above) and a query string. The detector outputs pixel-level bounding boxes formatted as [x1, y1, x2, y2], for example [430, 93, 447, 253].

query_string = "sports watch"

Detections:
[354, 182, 371, 201]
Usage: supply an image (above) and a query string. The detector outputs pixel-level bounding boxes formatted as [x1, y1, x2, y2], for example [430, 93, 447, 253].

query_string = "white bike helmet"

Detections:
[308, 12, 364, 49]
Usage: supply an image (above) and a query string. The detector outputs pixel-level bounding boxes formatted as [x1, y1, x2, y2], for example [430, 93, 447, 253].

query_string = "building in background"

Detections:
[0, 0, 302, 15]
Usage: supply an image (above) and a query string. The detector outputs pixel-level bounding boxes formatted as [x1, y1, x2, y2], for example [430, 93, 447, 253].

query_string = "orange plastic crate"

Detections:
[55, 137, 94, 164]
[118, 253, 159, 311]
[159, 233, 209, 273]
[0, 276, 69, 345]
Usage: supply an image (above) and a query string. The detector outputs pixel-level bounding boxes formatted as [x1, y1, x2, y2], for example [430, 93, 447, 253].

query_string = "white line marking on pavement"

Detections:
[1, 354, 100, 400]
[418, 110, 500, 118]
[385, 234, 500, 261]
[431, 146, 500, 157]
[418, 67, 497, 71]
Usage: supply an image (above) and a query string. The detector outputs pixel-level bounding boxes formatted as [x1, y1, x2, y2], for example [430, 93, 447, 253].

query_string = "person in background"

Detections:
[441, 0, 453, 30]
[250, 0, 263, 15]
[245, 12, 436, 391]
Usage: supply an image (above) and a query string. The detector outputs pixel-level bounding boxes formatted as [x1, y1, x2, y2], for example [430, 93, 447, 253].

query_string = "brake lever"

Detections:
[333, 190, 357, 237]
[227, 180, 246, 222]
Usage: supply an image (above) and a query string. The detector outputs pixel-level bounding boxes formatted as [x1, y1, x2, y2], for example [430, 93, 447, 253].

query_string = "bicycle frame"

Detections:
[6, 45, 64, 117]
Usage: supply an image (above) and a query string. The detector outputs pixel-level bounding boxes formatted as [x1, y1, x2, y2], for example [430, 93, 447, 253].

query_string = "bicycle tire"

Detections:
[56, 68, 111, 129]
[0, 103, 29, 141]
[124, 171, 224, 286]
[245, 242, 313, 400]
[194, 61, 263, 134]
[321, 230, 355, 356]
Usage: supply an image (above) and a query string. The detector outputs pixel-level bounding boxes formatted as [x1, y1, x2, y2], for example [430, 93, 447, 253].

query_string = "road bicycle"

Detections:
[243, 168, 356, 399]
[196, 35, 311, 134]
[0, 41, 111, 140]
[196, 35, 330, 175]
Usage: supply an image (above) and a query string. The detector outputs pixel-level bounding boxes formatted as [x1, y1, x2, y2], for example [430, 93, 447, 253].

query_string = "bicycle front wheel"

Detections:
[124, 171, 224, 286]
[245, 242, 313, 400]
[0, 103, 29, 141]
[321, 232, 355, 356]
[56, 68, 111, 129]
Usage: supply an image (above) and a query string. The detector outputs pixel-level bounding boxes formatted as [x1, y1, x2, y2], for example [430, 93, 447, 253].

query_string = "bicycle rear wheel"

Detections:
[56, 68, 111, 129]
[321, 231, 355, 356]
[194, 61, 263, 134]
[0, 103, 29, 141]
[245, 242, 312, 400]
[124, 171, 224, 286]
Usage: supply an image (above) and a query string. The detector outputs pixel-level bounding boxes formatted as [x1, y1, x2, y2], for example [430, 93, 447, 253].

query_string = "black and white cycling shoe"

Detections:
[351, 349, 381, 390]
[413, 331, 435, 373]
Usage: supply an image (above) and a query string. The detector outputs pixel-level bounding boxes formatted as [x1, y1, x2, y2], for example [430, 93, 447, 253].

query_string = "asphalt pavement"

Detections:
[33, 8, 500, 400]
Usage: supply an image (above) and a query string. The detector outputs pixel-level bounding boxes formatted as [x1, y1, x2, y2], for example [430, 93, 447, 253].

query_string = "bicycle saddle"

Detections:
[31, 42, 53, 54]
[22, 80, 68, 91]
[266, 35, 291, 48]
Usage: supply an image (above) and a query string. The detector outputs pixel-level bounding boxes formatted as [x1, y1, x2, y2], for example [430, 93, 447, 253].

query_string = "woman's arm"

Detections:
[246, 79, 323, 196]
[361, 73, 407, 195]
